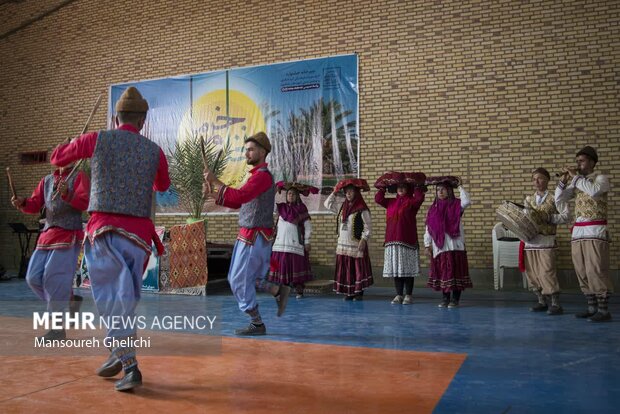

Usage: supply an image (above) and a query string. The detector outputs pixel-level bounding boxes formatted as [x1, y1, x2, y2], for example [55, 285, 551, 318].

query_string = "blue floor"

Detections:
[1, 278, 618, 413]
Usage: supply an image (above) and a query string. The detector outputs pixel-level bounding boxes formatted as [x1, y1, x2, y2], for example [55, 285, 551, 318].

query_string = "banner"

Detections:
[109, 54, 359, 214]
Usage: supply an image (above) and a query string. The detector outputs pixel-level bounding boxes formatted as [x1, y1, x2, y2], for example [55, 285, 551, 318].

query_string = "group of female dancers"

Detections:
[268, 174, 472, 307]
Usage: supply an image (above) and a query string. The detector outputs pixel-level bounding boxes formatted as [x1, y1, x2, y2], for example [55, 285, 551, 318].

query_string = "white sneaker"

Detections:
[391, 295, 404, 304]
[402, 295, 413, 305]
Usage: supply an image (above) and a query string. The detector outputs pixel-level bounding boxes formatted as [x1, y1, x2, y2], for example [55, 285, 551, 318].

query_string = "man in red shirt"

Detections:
[204, 132, 290, 336]
[11, 163, 89, 341]
[51, 87, 170, 391]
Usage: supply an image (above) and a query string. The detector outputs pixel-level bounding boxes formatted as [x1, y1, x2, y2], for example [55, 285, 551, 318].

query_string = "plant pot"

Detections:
[186, 217, 206, 225]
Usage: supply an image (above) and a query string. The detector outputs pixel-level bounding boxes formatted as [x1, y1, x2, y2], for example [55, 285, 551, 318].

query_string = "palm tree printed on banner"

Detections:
[270, 97, 358, 190]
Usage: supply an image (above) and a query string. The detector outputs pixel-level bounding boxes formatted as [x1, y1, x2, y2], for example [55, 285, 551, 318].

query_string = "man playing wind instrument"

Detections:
[555, 146, 613, 323]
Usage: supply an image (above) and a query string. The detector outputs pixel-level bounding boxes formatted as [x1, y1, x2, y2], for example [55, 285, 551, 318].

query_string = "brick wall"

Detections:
[1, 0, 618, 284]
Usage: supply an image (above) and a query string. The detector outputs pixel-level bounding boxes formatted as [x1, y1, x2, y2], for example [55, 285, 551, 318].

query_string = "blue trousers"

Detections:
[228, 235, 273, 313]
[26, 245, 80, 312]
[84, 232, 147, 339]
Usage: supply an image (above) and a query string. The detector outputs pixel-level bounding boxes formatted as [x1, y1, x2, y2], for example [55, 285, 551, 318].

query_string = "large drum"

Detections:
[496, 201, 539, 242]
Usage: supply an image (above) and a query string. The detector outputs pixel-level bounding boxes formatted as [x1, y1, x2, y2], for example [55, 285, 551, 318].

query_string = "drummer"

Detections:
[520, 168, 569, 315]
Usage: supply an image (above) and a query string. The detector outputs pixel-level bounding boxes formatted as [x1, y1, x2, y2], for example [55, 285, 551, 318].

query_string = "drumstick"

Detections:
[6, 167, 16, 199]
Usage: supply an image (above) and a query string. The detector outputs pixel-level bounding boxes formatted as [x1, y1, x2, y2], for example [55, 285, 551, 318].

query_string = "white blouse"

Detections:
[423, 186, 471, 258]
[324, 192, 371, 258]
[272, 217, 312, 257]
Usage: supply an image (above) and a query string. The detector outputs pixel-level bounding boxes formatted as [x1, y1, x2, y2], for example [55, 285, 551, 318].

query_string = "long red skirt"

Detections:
[427, 250, 473, 293]
[268, 251, 313, 286]
[334, 251, 374, 296]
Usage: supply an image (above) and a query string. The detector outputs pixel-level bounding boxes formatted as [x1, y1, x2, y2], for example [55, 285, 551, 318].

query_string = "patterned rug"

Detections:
[142, 227, 165, 291]
[162, 220, 208, 295]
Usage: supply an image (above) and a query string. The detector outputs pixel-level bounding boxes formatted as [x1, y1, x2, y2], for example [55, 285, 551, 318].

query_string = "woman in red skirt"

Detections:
[324, 178, 373, 301]
[268, 182, 317, 299]
[424, 176, 473, 308]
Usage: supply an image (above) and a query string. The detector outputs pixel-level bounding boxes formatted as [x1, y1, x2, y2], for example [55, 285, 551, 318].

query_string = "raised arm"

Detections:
[458, 185, 471, 212]
[323, 191, 342, 214]
[50, 132, 98, 167]
[574, 174, 610, 198]
[215, 170, 272, 210]
[374, 188, 390, 208]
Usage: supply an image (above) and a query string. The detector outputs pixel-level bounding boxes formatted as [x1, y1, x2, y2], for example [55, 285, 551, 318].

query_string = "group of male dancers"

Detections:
[10, 87, 613, 393]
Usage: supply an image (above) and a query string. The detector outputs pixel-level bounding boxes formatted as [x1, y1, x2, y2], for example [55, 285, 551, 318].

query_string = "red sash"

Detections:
[518, 241, 526, 272]
[571, 220, 607, 234]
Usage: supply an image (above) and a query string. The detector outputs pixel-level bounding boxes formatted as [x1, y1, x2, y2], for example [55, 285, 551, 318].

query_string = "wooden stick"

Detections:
[79, 93, 103, 135]
[6, 167, 16, 199]
[200, 136, 209, 169]
[52, 93, 103, 200]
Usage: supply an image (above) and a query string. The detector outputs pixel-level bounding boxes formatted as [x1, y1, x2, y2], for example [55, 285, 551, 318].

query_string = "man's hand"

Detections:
[563, 166, 577, 178]
[203, 168, 216, 184]
[203, 169, 215, 196]
[11, 196, 25, 209]
[58, 180, 69, 197]
[202, 180, 213, 197]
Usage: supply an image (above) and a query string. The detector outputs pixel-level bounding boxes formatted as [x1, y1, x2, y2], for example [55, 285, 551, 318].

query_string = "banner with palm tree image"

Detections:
[109, 54, 359, 215]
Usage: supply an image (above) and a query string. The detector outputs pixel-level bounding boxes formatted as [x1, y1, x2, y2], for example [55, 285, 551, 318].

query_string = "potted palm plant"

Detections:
[168, 132, 231, 223]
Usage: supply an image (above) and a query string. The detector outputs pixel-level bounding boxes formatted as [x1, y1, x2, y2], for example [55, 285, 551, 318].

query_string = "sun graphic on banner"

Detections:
[178, 89, 266, 186]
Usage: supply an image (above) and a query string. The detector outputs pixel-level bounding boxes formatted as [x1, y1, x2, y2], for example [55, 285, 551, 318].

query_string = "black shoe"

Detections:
[352, 294, 363, 301]
[547, 305, 563, 315]
[69, 295, 83, 315]
[275, 285, 291, 317]
[68, 295, 83, 328]
[343, 295, 354, 301]
[115, 367, 142, 391]
[588, 312, 612, 323]
[529, 303, 548, 312]
[234, 323, 267, 336]
[96, 353, 123, 377]
[575, 310, 597, 318]
[39, 329, 66, 341]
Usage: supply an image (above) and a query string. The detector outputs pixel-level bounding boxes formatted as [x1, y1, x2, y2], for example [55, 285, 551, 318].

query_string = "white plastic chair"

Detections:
[492, 223, 528, 290]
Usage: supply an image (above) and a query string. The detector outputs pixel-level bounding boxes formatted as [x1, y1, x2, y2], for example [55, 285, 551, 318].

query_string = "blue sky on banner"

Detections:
[109, 54, 358, 213]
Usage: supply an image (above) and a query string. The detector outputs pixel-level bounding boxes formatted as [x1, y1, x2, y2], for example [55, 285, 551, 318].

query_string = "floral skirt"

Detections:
[383, 243, 420, 278]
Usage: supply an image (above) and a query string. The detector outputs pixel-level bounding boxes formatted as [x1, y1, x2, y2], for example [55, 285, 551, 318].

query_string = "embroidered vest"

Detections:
[42, 174, 83, 231]
[89, 129, 160, 217]
[238, 167, 275, 228]
[575, 174, 608, 220]
[525, 192, 558, 236]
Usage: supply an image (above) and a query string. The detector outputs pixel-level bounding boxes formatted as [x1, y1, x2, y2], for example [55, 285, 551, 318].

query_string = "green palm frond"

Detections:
[168, 132, 232, 218]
